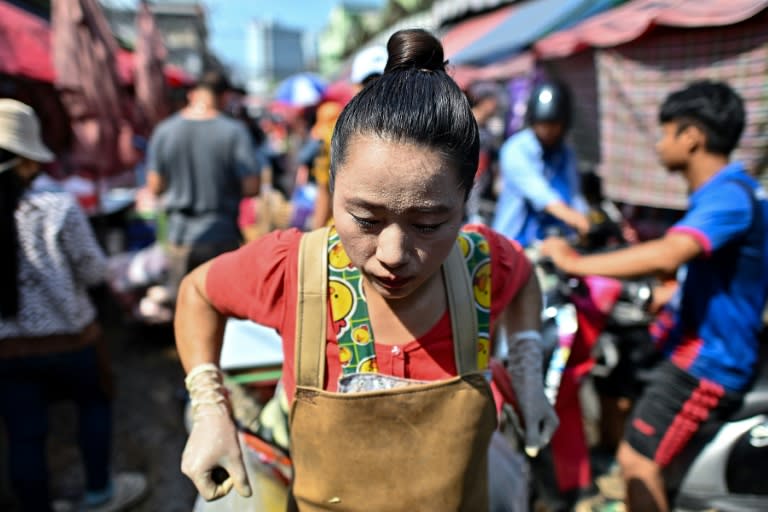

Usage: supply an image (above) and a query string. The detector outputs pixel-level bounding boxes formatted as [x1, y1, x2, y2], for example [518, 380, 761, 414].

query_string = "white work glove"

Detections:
[181, 363, 252, 501]
[507, 332, 559, 457]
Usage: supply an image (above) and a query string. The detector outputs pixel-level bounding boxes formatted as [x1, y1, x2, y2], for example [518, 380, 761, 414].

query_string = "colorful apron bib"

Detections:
[326, 227, 493, 376]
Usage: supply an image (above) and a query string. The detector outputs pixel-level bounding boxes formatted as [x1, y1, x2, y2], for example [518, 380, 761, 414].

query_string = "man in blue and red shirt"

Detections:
[541, 80, 768, 512]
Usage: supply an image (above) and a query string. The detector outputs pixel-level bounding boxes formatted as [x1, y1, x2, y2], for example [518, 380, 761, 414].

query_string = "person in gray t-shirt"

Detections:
[147, 71, 261, 295]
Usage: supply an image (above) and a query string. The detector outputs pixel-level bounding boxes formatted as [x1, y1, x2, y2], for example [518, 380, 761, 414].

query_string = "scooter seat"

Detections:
[729, 344, 768, 421]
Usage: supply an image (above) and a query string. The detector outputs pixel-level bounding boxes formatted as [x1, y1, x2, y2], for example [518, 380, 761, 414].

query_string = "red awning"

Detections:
[116, 49, 194, 87]
[0, 2, 56, 82]
[535, 0, 768, 58]
[0, 1, 193, 87]
[441, 4, 517, 59]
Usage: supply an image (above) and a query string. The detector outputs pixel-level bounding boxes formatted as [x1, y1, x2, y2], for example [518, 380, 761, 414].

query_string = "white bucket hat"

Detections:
[0, 99, 54, 172]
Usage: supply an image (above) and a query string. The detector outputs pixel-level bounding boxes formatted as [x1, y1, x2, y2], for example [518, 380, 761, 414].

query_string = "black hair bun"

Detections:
[385, 29, 446, 74]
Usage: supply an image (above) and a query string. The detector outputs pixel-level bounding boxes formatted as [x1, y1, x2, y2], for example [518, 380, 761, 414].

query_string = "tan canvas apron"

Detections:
[288, 227, 497, 512]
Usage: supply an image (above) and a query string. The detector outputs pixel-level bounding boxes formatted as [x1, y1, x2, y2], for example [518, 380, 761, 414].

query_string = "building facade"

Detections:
[102, 0, 213, 79]
[246, 19, 309, 95]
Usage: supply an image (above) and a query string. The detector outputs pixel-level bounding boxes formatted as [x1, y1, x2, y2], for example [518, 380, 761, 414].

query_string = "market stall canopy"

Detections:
[52, 0, 127, 179]
[543, 6, 768, 209]
[441, 3, 517, 59]
[450, 0, 624, 65]
[134, 0, 169, 129]
[432, 0, 517, 27]
[0, 1, 55, 82]
[0, 0, 193, 87]
[115, 49, 194, 88]
[536, 0, 768, 58]
[449, 52, 534, 90]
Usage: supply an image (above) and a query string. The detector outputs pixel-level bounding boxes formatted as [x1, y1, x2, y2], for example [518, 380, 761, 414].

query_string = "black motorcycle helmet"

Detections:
[526, 81, 572, 129]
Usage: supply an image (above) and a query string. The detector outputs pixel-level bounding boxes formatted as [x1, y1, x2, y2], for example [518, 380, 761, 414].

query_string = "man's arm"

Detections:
[543, 200, 590, 235]
[241, 174, 261, 198]
[146, 169, 165, 195]
[145, 127, 166, 195]
[501, 139, 589, 234]
[540, 232, 702, 278]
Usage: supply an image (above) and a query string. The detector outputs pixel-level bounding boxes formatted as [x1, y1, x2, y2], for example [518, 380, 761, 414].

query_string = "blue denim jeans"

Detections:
[0, 346, 112, 511]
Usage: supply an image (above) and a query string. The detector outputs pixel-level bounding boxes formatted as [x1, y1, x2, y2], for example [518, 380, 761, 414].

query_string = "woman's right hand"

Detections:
[181, 408, 251, 501]
[181, 363, 252, 501]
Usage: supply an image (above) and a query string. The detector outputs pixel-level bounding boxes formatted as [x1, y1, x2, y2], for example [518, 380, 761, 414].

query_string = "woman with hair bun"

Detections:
[176, 29, 556, 510]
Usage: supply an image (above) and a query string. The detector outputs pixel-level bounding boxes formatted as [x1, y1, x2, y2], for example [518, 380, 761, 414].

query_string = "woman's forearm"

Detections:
[174, 261, 227, 372]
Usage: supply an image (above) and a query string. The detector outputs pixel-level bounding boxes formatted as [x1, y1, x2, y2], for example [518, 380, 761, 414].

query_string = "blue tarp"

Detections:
[451, 0, 624, 65]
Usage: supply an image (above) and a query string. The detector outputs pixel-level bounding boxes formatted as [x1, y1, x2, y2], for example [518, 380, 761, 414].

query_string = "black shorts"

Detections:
[624, 360, 742, 467]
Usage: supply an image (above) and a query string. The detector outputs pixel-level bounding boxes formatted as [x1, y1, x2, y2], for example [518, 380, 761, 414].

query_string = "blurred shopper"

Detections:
[0, 99, 146, 512]
[310, 45, 388, 229]
[466, 81, 503, 224]
[492, 81, 589, 246]
[146, 71, 261, 297]
[542, 81, 768, 512]
[304, 101, 335, 229]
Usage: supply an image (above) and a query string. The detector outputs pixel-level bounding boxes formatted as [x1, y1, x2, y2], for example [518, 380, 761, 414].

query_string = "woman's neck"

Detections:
[362, 271, 447, 344]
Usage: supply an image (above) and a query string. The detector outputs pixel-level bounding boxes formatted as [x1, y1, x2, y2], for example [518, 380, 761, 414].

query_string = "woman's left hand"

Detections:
[507, 334, 559, 457]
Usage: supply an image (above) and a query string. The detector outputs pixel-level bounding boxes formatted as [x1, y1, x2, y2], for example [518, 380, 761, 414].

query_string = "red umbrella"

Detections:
[321, 80, 357, 107]
[163, 64, 194, 88]
[134, 0, 169, 130]
[116, 49, 195, 89]
[52, 0, 127, 179]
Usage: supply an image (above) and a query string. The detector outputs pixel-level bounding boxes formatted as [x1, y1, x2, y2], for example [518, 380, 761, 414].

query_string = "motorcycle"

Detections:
[519, 223, 768, 511]
[496, 245, 657, 511]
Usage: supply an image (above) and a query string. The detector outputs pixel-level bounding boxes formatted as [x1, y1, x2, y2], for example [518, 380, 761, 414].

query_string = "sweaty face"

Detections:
[532, 121, 565, 149]
[332, 135, 465, 301]
[656, 122, 693, 172]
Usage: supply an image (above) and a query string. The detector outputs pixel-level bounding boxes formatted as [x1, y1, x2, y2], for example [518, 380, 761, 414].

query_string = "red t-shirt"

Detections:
[207, 224, 532, 402]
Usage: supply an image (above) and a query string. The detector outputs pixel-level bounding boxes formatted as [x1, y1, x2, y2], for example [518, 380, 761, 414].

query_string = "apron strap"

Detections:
[295, 227, 331, 389]
[443, 242, 478, 374]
